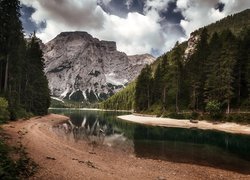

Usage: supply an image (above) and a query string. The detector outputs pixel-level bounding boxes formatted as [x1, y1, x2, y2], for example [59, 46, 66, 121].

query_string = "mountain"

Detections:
[43, 32, 155, 102]
[102, 9, 250, 113]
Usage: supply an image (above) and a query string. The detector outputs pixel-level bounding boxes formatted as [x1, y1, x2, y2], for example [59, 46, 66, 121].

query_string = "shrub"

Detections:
[224, 113, 250, 123]
[0, 98, 9, 123]
[205, 100, 222, 120]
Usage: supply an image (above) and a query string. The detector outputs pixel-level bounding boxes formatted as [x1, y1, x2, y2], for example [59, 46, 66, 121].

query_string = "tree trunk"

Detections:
[18, 80, 21, 104]
[175, 91, 179, 112]
[227, 100, 230, 114]
[175, 80, 179, 112]
[238, 67, 241, 105]
[4, 54, 9, 92]
[147, 85, 150, 109]
[163, 86, 166, 111]
[192, 87, 196, 110]
[0, 61, 2, 92]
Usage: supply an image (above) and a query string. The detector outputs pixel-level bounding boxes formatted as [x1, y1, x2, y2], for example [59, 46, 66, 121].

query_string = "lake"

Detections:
[49, 108, 250, 174]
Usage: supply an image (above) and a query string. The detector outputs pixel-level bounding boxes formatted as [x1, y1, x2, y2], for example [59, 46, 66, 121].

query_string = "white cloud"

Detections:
[94, 12, 166, 55]
[176, 0, 250, 36]
[20, 0, 250, 56]
[21, 0, 183, 55]
[177, 0, 225, 36]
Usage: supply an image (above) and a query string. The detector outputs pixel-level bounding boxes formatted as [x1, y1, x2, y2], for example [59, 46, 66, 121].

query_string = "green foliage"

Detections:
[0, 1, 51, 120]
[101, 82, 135, 110]
[135, 65, 153, 111]
[23, 37, 51, 115]
[144, 103, 163, 117]
[205, 101, 222, 120]
[103, 10, 250, 123]
[224, 113, 250, 123]
[0, 134, 37, 179]
[0, 97, 9, 123]
[133, 13, 250, 117]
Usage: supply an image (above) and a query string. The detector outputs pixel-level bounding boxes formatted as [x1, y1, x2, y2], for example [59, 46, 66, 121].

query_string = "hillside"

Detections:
[102, 9, 250, 117]
[100, 81, 136, 110]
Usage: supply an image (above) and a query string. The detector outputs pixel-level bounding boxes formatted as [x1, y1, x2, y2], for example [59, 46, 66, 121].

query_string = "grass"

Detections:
[0, 128, 37, 179]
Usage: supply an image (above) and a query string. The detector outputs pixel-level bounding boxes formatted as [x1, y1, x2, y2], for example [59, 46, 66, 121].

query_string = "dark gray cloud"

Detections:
[37, 0, 105, 29]
[98, 0, 145, 18]
[20, 0, 250, 56]
[20, 5, 46, 34]
[215, 2, 225, 12]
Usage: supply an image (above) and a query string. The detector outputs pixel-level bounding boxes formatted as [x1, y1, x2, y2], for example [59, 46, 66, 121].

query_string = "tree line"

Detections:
[135, 27, 250, 116]
[0, 0, 50, 121]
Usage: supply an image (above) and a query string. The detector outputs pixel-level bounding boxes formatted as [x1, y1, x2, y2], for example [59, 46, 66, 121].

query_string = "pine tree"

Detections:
[135, 65, 153, 111]
[24, 35, 51, 115]
[234, 28, 250, 108]
[219, 29, 238, 113]
[241, 28, 250, 107]
[169, 41, 182, 112]
[205, 32, 222, 102]
[0, 0, 23, 93]
[186, 28, 209, 111]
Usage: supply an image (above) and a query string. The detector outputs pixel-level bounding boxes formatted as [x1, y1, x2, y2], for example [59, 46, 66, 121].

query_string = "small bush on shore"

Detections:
[0, 98, 9, 123]
[205, 100, 222, 120]
[224, 113, 250, 123]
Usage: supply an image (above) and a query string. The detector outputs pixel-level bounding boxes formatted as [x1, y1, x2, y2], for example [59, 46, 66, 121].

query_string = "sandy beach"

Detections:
[1, 114, 250, 179]
[118, 114, 250, 135]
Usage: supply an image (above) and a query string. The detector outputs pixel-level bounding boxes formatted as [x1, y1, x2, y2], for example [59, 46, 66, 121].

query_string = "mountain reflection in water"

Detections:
[53, 110, 130, 149]
[50, 109, 250, 174]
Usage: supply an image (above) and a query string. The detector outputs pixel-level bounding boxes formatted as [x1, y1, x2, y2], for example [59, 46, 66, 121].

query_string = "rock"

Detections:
[184, 33, 200, 60]
[157, 176, 166, 180]
[43, 31, 155, 102]
[46, 156, 56, 160]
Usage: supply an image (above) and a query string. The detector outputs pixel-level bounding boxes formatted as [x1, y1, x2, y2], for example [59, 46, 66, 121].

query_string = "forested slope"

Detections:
[0, 0, 50, 121]
[102, 9, 250, 119]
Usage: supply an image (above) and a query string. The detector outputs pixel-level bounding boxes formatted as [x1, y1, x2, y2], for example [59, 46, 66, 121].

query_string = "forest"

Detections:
[0, 0, 50, 122]
[102, 10, 250, 121]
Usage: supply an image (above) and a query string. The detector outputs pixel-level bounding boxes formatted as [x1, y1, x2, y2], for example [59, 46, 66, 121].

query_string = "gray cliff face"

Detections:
[184, 33, 200, 61]
[43, 31, 155, 102]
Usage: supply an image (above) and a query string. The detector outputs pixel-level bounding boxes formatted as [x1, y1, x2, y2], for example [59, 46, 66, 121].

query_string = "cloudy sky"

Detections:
[20, 0, 250, 56]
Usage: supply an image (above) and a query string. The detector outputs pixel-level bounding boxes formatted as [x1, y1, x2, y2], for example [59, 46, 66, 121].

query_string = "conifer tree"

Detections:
[0, 0, 22, 93]
[186, 28, 209, 111]
[169, 42, 182, 112]
[219, 29, 238, 113]
[205, 32, 222, 102]
[135, 65, 152, 111]
[24, 35, 51, 115]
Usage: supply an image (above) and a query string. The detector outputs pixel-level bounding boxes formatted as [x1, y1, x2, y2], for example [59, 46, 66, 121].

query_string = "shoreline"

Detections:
[1, 114, 250, 179]
[49, 107, 133, 113]
[118, 114, 250, 135]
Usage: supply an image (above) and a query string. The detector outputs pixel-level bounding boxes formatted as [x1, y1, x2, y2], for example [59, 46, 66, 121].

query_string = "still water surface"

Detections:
[49, 108, 250, 174]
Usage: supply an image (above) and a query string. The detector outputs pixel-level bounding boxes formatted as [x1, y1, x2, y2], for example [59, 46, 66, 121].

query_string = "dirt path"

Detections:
[1, 114, 250, 180]
[118, 115, 250, 135]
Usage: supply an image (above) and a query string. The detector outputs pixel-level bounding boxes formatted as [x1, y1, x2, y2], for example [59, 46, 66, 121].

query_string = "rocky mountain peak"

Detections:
[43, 31, 155, 102]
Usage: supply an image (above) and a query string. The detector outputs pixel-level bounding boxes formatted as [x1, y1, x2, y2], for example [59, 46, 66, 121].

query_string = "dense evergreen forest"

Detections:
[102, 9, 250, 120]
[0, 0, 50, 122]
[101, 82, 135, 110]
